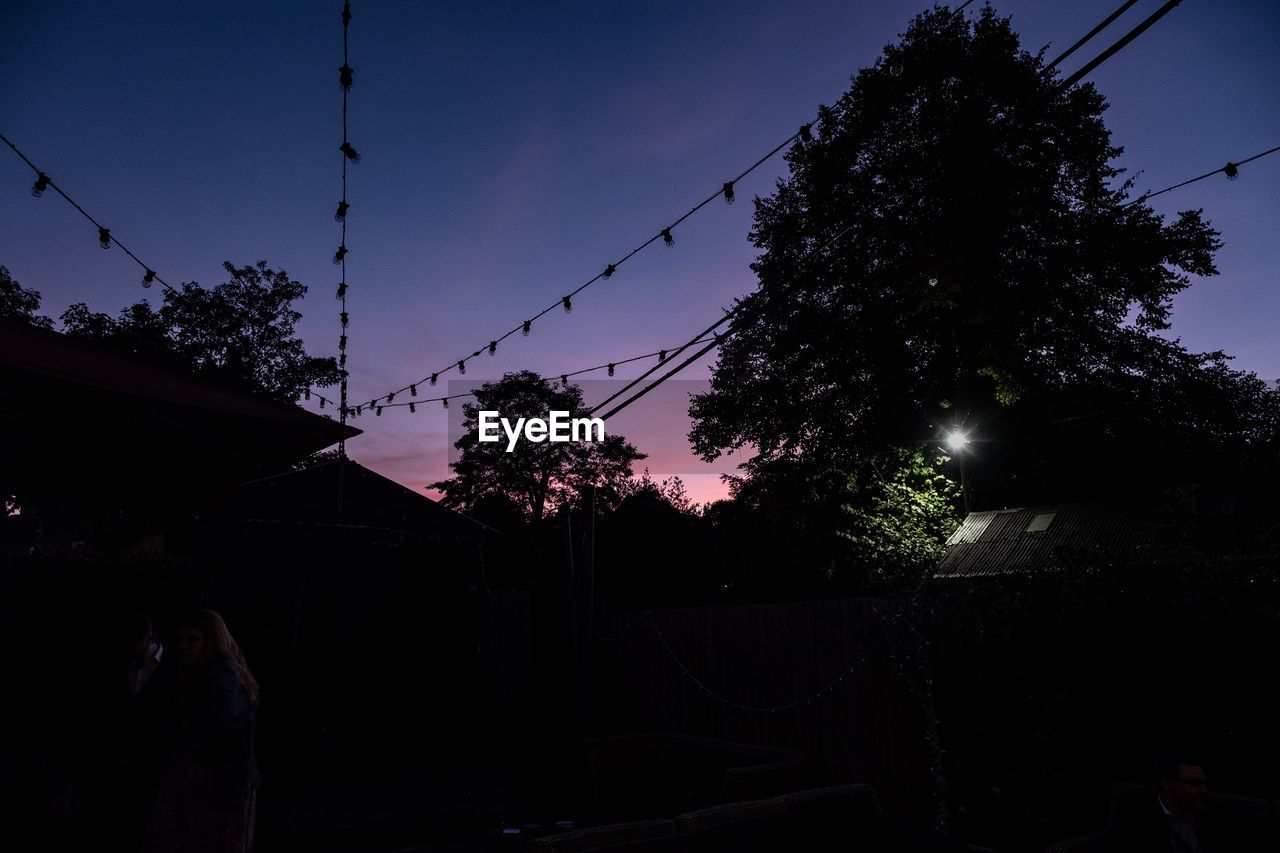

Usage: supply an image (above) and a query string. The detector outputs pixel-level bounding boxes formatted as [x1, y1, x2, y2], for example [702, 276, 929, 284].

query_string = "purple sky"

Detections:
[4, 1, 1278, 506]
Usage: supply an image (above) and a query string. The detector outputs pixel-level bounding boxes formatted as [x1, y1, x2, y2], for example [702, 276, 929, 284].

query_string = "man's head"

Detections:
[1158, 755, 1210, 815]
[114, 612, 156, 665]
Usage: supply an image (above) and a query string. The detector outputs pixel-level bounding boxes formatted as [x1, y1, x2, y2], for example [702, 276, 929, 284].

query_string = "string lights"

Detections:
[1130, 142, 1280, 205]
[0, 131, 183, 295]
[335, 0, 356, 451]
[351, 84, 856, 412]
[352, 334, 723, 417]
[0, 0, 1237, 432]
[328, 129, 1271, 418]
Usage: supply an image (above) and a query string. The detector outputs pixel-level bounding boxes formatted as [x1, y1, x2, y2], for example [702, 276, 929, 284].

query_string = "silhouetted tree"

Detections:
[59, 260, 340, 404]
[690, 7, 1275, 507]
[597, 470, 713, 606]
[0, 265, 54, 329]
[431, 371, 645, 521]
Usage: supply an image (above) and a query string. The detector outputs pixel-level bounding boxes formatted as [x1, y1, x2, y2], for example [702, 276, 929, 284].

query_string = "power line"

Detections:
[1053, 0, 1184, 94]
[1046, 0, 1140, 71]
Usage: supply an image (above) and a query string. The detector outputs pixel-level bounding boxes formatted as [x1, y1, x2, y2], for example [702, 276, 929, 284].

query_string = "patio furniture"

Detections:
[527, 818, 680, 853]
[582, 734, 809, 824]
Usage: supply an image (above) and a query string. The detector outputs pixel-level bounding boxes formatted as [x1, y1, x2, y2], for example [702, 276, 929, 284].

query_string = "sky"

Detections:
[3, 1, 1279, 506]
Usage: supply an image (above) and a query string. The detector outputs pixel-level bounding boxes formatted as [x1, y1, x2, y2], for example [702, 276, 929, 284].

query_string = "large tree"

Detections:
[59, 260, 340, 405]
[691, 6, 1276, 505]
[432, 371, 645, 521]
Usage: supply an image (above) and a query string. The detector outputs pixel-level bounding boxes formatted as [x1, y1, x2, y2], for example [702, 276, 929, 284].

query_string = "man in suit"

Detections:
[1105, 755, 1234, 853]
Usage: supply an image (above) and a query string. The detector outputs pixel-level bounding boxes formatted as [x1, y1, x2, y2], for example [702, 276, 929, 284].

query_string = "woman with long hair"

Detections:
[144, 610, 260, 853]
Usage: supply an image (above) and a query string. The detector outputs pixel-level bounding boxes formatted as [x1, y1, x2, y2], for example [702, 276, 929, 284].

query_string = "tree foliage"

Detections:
[689, 7, 1275, 504]
[713, 448, 958, 596]
[59, 261, 339, 405]
[0, 265, 54, 329]
[431, 371, 646, 521]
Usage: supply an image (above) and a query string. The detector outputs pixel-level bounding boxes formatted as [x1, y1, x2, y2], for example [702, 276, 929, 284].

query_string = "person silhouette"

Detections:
[143, 610, 260, 853]
[1105, 755, 1238, 853]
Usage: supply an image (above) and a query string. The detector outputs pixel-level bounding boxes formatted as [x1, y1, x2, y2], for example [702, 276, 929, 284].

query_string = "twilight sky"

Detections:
[3, 1, 1278, 505]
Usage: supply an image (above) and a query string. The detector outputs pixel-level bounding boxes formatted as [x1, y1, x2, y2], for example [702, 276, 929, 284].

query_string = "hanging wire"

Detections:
[352, 80, 856, 410]
[586, 0, 1190, 425]
[0, 131, 180, 294]
[1128, 142, 1280, 205]
[635, 611, 871, 714]
[367, 334, 723, 413]
[336, 0, 355, 453]
[347, 0, 1153, 413]
[0, 133, 355, 413]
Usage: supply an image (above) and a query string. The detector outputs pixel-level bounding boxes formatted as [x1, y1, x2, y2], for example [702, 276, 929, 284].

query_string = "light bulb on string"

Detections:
[562, 296, 572, 313]
[339, 142, 361, 163]
[335, 201, 349, 222]
[522, 320, 532, 336]
[442, 398, 449, 409]
[340, 312, 349, 328]
[410, 384, 417, 396]
[31, 173, 51, 197]
[98, 227, 111, 249]
[722, 182, 735, 204]
[659, 350, 667, 363]
[488, 341, 497, 356]
[339, 64, 353, 92]
[142, 270, 155, 288]
[458, 360, 466, 375]
[430, 374, 438, 386]
[662, 228, 674, 247]
[336, 282, 347, 299]
[409, 402, 416, 413]
[1224, 162, 1239, 180]
[387, 392, 395, 403]
[376, 407, 382, 416]
[607, 364, 615, 377]
[603, 264, 616, 279]
[333, 245, 347, 265]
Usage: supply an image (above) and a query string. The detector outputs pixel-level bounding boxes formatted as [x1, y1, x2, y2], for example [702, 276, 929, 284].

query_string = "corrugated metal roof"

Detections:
[935, 501, 1279, 578]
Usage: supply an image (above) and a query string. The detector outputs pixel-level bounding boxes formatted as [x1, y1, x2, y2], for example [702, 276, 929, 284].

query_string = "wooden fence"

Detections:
[593, 598, 937, 821]
[476, 592, 938, 820]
